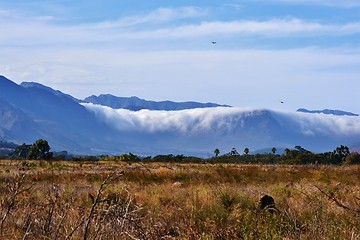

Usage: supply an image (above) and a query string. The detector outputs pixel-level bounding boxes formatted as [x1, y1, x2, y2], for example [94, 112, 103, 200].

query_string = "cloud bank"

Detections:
[82, 103, 360, 153]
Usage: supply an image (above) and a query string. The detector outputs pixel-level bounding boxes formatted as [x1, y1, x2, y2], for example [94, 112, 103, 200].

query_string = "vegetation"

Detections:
[0, 160, 358, 239]
[27, 139, 53, 160]
[2, 139, 360, 165]
[0, 140, 359, 238]
[9, 139, 53, 160]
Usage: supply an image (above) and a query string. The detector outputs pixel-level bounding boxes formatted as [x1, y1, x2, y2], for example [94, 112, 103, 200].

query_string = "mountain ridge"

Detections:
[0, 75, 359, 156]
[83, 94, 231, 111]
[297, 108, 359, 116]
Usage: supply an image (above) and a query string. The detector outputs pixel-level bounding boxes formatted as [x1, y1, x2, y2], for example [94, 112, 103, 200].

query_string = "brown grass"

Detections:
[0, 160, 359, 239]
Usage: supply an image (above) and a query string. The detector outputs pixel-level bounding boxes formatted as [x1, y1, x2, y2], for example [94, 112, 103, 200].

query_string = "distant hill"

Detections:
[1, 75, 360, 156]
[0, 75, 127, 154]
[0, 140, 18, 154]
[83, 94, 231, 111]
[297, 108, 359, 116]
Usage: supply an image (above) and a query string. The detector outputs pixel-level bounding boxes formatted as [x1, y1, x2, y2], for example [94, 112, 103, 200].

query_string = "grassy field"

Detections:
[0, 160, 359, 239]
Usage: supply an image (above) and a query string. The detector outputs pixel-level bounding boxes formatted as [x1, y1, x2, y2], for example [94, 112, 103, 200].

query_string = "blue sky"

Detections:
[1, 0, 360, 113]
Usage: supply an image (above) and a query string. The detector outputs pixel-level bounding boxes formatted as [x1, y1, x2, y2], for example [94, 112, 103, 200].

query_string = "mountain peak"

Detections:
[21, 81, 79, 102]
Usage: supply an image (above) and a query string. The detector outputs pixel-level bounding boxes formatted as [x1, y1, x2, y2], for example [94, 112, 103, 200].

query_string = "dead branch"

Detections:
[315, 185, 360, 214]
[83, 172, 123, 240]
[22, 218, 33, 240]
[65, 217, 85, 240]
[54, 192, 76, 240]
[1, 174, 34, 233]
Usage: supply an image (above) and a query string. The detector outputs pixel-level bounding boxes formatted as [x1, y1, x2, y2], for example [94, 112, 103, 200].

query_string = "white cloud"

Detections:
[81, 103, 242, 133]
[1, 5, 360, 47]
[279, 111, 360, 136]
[88, 7, 207, 29]
[148, 19, 360, 39]
[222, 4, 243, 10]
[80, 103, 360, 153]
[82, 103, 360, 138]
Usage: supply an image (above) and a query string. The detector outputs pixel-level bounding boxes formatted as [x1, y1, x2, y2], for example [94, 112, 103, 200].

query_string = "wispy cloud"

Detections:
[136, 19, 360, 39]
[269, 0, 360, 8]
[222, 4, 243, 10]
[88, 7, 207, 29]
[1, 6, 360, 47]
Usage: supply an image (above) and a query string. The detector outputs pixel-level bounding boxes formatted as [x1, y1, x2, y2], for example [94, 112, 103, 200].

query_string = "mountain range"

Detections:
[297, 108, 359, 117]
[1, 75, 359, 156]
[83, 94, 230, 111]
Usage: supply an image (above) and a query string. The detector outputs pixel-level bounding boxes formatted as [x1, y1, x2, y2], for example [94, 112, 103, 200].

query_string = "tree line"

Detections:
[1, 139, 360, 164]
[210, 145, 359, 164]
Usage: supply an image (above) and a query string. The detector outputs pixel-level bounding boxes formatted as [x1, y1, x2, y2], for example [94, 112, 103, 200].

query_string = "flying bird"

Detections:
[212, 41, 217, 44]
[280, 101, 284, 104]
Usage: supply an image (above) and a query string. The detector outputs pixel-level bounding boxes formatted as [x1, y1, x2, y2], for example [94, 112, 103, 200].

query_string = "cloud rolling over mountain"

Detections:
[82, 103, 360, 154]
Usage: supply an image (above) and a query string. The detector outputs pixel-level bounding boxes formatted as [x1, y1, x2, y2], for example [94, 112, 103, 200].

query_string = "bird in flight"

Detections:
[280, 101, 284, 104]
[212, 41, 217, 44]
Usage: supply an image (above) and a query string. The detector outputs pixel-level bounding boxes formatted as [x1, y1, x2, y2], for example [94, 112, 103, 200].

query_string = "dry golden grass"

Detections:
[0, 160, 359, 239]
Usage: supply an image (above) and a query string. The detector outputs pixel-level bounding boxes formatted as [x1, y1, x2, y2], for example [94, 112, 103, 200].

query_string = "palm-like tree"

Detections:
[244, 148, 249, 155]
[214, 148, 220, 157]
[272, 147, 277, 155]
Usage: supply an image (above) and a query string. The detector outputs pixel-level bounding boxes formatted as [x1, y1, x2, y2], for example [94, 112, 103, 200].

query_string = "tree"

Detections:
[27, 139, 53, 160]
[12, 144, 31, 159]
[335, 145, 350, 158]
[244, 147, 249, 155]
[214, 148, 220, 157]
[119, 153, 140, 162]
[284, 148, 290, 156]
[272, 147, 277, 155]
[295, 146, 311, 154]
[230, 148, 239, 156]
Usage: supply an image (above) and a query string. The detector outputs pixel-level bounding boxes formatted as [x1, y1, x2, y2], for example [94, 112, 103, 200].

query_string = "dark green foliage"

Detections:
[295, 145, 311, 154]
[119, 153, 140, 162]
[104, 145, 357, 165]
[244, 147, 249, 155]
[230, 148, 240, 156]
[12, 144, 31, 159]
[27, 139, 53, 160]
[272, 147, 277, 154]
[335, 145, 350, 162]
[71, 156, 99, 161]
[152, 154, 185, 162]
[68, 145, 359, 165]
[214, 148, 220, 157]
[279, 145, 348, 165]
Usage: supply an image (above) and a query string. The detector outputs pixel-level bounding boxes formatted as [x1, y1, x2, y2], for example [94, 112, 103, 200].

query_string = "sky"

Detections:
[1, 0, 360, 113]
